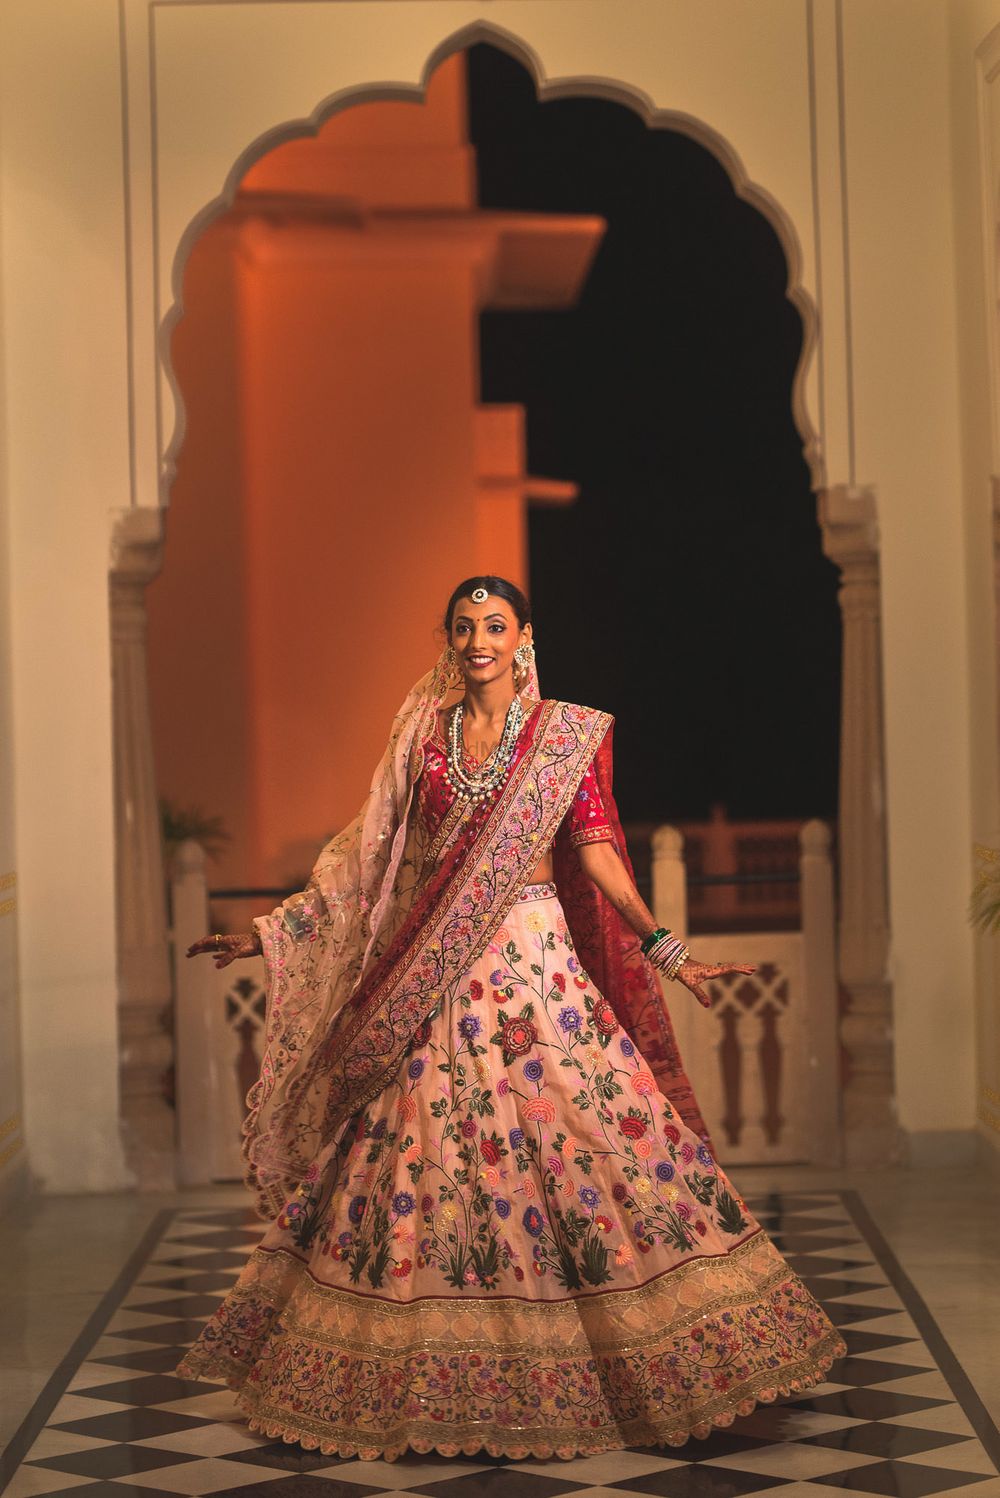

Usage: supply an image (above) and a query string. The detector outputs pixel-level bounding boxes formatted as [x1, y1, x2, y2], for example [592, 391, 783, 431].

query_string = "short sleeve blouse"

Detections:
[564, 757, 614, 848]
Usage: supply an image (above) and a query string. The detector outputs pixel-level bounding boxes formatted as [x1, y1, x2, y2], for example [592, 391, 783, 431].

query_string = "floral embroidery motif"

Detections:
[289, 888, 752, 1290]
[178, 1232, 843, 1463]
[179, 882, 845, 1459]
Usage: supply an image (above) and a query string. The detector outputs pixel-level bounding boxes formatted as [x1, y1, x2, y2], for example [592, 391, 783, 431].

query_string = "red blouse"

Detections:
[417, 706, 613, 851]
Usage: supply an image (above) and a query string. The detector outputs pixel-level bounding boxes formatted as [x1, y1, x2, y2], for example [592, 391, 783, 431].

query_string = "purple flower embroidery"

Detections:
[696, 1144, 714, 1169]
[458, 1014, 482, 1041]
[656, 1160, 675, 1182]
[509, 1126, 525, 1149]
[392, 1190, 415, 1216]
[408, 1058, 425, 1081]
[578, 1185, 600, 1209]
[620, 1036, 635, 1058]
[494, 1197, 511, 1219]
[490, 969, 504, 986]
[348, 1195, 367, 1224]
[558, 1006, 583, 1033]
[523, 1205, 545, 1237]
[522, 1058, 544, 1083]
[371, 1117, 387, 1140]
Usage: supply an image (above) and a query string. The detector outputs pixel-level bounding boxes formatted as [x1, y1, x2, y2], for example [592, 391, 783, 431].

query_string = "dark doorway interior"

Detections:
[468, 43, 841, 826]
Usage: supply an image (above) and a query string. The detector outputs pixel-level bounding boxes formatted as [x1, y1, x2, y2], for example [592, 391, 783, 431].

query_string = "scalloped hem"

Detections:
[228, 1336, 844, 1464]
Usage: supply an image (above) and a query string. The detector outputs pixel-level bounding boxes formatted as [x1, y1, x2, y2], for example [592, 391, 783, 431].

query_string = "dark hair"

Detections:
[443, 575, 531, 633]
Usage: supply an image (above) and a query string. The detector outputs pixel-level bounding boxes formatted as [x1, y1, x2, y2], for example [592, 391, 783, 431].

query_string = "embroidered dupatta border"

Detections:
[308, 701, 613, 1155]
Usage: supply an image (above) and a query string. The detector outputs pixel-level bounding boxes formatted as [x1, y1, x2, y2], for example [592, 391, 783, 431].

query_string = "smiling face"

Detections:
[449, 594, 532, 690]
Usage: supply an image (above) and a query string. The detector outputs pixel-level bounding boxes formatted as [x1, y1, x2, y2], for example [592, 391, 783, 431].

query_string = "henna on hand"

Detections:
[186, 931, 262, 970]
[675, 958, 757, 1010]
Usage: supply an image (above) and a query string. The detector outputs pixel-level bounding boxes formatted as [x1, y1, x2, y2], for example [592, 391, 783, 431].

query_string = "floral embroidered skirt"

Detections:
[177, 881, 845, 1460]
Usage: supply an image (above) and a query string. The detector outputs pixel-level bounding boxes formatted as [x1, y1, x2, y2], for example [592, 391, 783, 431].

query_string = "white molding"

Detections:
[808, 0, 854, 488]
[976, 21, 1000, 475]
[115, 1, 846, 507]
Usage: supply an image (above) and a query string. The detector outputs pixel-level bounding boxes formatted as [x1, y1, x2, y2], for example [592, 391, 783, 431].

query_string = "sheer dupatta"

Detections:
[553, 724, 711, 1146]
[243, 649, 481, 1220]
[242, 647, 613, 1221]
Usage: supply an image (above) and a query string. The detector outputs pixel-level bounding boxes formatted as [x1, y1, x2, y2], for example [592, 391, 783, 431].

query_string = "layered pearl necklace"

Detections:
[445, 696, 526, 804]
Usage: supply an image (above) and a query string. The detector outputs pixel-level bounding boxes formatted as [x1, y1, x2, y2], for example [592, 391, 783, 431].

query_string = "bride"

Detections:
[177, 573, 845, 1460]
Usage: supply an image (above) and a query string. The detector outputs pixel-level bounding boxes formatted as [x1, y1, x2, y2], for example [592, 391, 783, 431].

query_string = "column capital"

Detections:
[817, 483, 879, 570]
[109, 507, 165, 588]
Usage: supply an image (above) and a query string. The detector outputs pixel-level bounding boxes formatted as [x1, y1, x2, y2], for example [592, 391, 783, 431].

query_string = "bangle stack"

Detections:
[641, 926, 690, 981]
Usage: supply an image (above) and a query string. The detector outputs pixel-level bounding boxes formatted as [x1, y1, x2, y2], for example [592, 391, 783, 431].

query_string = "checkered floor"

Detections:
[2, 1191, 999, 1498]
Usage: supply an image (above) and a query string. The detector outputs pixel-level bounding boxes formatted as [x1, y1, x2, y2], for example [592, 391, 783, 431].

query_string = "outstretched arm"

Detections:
[187, 930, 262, 968]
[575, 839, 755, 1010]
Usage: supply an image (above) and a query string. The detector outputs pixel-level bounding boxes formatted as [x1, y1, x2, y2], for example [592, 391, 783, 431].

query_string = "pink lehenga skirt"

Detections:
[177, 880, 845, 1460]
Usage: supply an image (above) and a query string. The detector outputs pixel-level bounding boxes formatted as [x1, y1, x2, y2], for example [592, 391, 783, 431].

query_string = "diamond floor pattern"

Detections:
[2, 1192, 997, 1498]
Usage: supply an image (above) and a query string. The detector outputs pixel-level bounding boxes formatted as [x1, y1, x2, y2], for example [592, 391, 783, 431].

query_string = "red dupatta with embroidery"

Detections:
[553, 723, 710, 1145]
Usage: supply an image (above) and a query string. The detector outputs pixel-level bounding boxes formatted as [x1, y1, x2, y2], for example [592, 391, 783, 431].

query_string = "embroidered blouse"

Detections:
[418, 704, 613, 851]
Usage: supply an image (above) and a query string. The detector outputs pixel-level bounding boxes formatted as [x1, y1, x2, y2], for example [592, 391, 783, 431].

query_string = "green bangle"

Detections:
[640, 926, 671, 956]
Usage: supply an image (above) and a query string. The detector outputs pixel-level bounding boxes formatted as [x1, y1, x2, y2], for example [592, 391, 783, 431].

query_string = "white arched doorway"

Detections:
[108, 5, 894, 1185]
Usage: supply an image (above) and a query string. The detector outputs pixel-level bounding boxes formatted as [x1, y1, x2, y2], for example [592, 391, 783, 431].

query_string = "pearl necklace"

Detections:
[445, 697, 526, 803]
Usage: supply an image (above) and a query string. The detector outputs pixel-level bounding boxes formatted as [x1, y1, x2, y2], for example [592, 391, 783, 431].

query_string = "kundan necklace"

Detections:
[445, 696, 526, 803]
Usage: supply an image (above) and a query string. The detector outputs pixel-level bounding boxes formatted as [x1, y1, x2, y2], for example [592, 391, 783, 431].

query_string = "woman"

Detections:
[177, 575, 845, 1460]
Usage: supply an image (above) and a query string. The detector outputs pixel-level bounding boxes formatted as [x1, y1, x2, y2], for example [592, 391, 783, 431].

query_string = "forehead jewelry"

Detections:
[470, 587, 489, 603]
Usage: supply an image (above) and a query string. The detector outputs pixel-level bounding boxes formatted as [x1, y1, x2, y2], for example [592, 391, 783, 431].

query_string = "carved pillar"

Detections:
[110, 509, 176, 1188]
[993, 478, 1000, 788]
[818, 483, 900, 1164]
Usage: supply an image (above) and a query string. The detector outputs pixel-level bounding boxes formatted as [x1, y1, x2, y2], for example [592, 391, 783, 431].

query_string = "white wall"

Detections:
[0, 106, 28, 1205]
[0, 0, 994, 1190]
[948, 0, 1000, 1163]
[0, 1, 131, 1192]
[841, 0, 976, 1140]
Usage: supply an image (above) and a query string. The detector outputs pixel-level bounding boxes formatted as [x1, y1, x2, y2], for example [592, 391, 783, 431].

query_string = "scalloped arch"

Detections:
[160, 17, 822, 495]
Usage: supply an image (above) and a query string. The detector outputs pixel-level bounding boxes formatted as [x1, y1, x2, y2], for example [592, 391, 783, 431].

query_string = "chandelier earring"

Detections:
[513, 640, 535, 690]
[443, 645, 463, 688]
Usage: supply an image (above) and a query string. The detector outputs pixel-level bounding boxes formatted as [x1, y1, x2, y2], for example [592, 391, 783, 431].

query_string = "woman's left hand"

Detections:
[675, 959, 756, 1010]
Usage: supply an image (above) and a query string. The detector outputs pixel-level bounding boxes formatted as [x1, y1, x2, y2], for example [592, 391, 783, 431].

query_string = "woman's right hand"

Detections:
[186, 932, 262, 969]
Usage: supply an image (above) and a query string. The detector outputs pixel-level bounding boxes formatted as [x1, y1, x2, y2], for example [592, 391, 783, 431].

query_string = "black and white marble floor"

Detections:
[1, 1190, 998, 1498]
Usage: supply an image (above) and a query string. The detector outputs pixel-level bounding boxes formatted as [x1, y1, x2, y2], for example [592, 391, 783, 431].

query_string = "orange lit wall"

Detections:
[146, 54, 600, 896]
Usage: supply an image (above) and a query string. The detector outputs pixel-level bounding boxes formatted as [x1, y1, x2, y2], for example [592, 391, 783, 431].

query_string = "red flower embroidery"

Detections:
[595, 1214, 613, 1233]
[481, 1137, 501, 1165]
[552, 972, 566, 992]
[664, 1124, 682, 1144]
[619, 1115, 647, 1140]
[469, 980, 483, 1001]
[592, 998, 619, 1037]
[461, 1118, 477, 1138]
[391, 1258, 412, 1278]
[500, 1017, 537, 1056]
